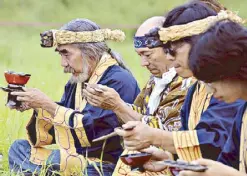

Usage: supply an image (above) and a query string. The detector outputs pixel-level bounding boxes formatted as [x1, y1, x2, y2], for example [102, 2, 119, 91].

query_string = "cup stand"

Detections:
[0, 84, 24, 108]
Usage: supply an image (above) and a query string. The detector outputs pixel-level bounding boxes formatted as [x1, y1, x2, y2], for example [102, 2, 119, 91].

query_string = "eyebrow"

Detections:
[55, 48, 69, 54]
[141, 51, 152, 55]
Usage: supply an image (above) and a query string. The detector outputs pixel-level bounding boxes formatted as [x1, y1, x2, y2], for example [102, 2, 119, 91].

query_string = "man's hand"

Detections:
[83, 84, 143, 123]
[16, 102, 31, 112]
[115, 121, 156, 150]
[83, 84, 122, 111]
[11, 87, 51, 109]
[11, 87, 57, 115]
[9, 101, 31, 112]
[179, 159, 243, 176]
[142, 147, 171, 172]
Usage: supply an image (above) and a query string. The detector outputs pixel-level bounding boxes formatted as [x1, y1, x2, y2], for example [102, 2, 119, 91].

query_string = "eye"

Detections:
[165, 48, 176, 57]
[59, 52, 70, 59]
[164, 49, 169, 54]
[63, 53, 71, 58]
[145, 53, 152, 58]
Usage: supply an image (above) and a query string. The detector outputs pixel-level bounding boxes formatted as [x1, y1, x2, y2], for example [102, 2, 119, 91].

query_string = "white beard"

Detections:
[64, 59, 90, 84]
[69, 72, 89, 83]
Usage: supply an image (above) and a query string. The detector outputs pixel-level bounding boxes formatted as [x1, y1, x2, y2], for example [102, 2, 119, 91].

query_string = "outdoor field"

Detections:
[0, 0, 246, 175]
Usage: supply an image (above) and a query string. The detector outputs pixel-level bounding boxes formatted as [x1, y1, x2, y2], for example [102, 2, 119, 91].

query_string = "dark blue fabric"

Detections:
[8, 139, 60, 175]
[217, 103, 247, 170]
[179, 82, 245, 160]
[85, 163, 116, 176]
[180, 82, 198, 130]
[8, 139, 116, 176]
[59, 65, 140, 163]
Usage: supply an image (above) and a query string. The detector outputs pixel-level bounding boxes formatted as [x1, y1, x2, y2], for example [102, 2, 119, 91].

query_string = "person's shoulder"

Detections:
[105, 65, 137, 83]
[209, 97, 247, 113]
[211, 97, 246, 105]
[233, 99, 247, 106]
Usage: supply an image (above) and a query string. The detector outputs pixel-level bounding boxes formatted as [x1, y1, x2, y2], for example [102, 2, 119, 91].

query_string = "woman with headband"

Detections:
[180, 19, 247, 176]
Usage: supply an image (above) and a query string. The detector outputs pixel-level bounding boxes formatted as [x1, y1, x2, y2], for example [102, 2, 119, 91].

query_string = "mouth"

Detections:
[147, 67, 157, 72]
[174, 63, 181, 69]
[149, 69, 160, 75]
[72, 72, 81, 76]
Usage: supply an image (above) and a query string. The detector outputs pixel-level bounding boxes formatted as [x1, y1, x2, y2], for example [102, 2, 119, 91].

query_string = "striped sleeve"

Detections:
[172, 130, 202, 161]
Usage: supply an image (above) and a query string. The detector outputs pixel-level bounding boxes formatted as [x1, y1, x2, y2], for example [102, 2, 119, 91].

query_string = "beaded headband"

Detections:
[145, 10, 245, 48]
[40, 29, 125, 47]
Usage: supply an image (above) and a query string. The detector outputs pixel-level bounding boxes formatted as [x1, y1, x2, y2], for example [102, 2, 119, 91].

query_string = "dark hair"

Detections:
[193, 0, 226, 12]
[189, 20, 247, 82]
[163, 2, 217, 46]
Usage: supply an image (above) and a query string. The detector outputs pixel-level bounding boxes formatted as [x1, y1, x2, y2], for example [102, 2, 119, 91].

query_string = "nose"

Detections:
[140, 56, 149, 67]
[61, 56, 68, 67]
[166, 53, 175, 61]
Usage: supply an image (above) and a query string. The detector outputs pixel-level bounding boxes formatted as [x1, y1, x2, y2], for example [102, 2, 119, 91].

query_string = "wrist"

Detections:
[41, 99, 51, 110]
[42, 100, 57, 116]
[152, 129, 174, 152]
[150, 128, 161, 146]
[113, 96, 125, 112]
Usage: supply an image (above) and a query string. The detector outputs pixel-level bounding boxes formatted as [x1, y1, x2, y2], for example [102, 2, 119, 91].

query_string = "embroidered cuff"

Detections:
[73, 113, 91, 147]
[52, 106, 74, 127]
[38, 105, 91, 147]
[173, 130, 202, 161]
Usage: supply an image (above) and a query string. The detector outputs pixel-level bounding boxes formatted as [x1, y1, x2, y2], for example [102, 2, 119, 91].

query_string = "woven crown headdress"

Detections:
[146, 10, 245, 48]
[40, 28, 126, 47]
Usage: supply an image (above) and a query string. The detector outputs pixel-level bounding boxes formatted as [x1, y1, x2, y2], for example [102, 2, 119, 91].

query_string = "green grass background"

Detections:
[0, 0, 246, 174]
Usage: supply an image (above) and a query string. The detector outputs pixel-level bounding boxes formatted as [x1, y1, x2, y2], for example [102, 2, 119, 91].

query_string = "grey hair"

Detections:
[60, 19, 131, 72]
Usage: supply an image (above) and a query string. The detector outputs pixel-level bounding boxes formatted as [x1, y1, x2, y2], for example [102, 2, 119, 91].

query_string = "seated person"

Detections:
[84, 16, 194, 176]
[114, 1, 245, 173]
[180, 19, 247, 176]
[8, 19, 140, 176]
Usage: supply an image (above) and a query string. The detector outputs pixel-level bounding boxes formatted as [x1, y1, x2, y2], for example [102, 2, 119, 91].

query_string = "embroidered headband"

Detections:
[40, 29, 126, 47]
[134, 36, 149, 48]
[145, 10, 245, 48]
[134, 35, 164, 48]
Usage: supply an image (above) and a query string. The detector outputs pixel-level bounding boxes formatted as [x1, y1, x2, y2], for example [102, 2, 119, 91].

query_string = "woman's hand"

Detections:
[179, 159, 243, 176]
[142, 147, 172, 172]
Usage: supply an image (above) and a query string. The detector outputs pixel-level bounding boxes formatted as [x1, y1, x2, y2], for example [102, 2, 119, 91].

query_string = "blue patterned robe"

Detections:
[173, 81, 245, 161]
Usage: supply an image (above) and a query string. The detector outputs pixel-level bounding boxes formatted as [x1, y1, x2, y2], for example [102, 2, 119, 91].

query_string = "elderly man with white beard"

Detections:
[8, 19, 140, 176]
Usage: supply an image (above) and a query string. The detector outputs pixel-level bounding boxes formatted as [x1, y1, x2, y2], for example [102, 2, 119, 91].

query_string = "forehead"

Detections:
[135, 47, 153, 54]
[56, 44, 76, 51]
